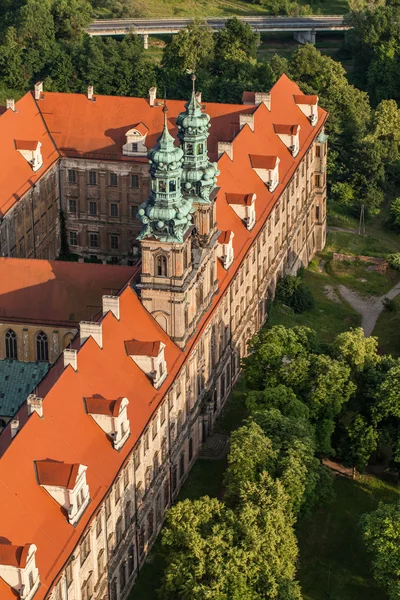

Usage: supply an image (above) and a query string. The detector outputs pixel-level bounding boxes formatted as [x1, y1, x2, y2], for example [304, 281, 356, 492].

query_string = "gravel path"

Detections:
[338, 282, 400, 336]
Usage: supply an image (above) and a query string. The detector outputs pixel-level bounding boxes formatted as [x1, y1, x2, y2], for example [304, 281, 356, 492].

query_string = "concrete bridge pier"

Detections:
[293, 30, 316, 44]
[143, 33, 149, 49]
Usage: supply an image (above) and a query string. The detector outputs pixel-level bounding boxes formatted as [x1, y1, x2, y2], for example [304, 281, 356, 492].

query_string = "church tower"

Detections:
[138, 92, 219, 350]
[176, 74, 220, 245]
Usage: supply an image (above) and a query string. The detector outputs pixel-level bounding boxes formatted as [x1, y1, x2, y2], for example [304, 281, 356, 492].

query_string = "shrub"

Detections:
[387, 253, 400, 271]
[382, 297, 396, 312]
[275, 275, 315, 314]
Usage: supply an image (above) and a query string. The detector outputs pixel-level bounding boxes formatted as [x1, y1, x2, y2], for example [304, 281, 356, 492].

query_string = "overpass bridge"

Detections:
[87, 15, 350, 46]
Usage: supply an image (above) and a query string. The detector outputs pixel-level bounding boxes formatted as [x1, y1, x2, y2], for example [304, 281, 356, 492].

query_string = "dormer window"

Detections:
[217, 230, 234, 269]
[125, 339, 168, 389]
[15, 140, 43, 172]
[294, 94, 318, 127]
[226, 193, 257, 231]
[35, 460, 90, 525]
[249, 155, 280, 192]
[274, 124, 300, 157]
[122, 123, 149, 157]
[84, 395, 130, 450]
[0, 542, 40, 600]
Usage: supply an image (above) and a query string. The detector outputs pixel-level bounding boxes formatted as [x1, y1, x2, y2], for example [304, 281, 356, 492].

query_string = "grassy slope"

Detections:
[297, 474, 400, 600]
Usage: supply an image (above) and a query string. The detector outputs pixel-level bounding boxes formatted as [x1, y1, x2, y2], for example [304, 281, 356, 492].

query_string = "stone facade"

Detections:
[0, 164, 60, 260]
[0, 322, 75, 363]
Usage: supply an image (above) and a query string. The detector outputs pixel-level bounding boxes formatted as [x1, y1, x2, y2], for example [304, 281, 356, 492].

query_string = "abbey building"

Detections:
[0, 74, 327, 600]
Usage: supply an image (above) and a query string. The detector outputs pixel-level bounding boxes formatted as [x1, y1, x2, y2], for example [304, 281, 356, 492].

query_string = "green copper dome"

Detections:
[137, 105, 194, 243]
[176, 74, 219, 205]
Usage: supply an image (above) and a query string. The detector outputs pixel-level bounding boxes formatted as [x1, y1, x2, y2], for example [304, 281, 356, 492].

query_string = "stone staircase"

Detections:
[199, 433, 229, 460]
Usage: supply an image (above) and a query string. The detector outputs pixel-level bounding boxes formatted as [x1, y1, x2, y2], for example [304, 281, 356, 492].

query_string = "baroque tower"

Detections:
[138, 90, 219, 350]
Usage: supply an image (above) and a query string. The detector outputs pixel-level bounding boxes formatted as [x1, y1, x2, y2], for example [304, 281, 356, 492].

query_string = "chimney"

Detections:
[149, 86, 157, 107]
[11, 418, 19, 439]
[102, 295, 120, 320]
[239, 113, 255, 132]
[80, 322, 103, 348]
[87, 85, 94, 101]
[217, 141, 233, 161]
[255, 92, 271, 111]
[195, 91, 202, 104]
[27, 394, 43, 418]
[6, 99, 15, 112]
[34, 81, 43, 101]
[64, 348, 78, 371]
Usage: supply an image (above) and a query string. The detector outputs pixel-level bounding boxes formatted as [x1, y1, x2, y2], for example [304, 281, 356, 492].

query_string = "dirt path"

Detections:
[327, 226, 359, 234]
[338, 282, 400, 336]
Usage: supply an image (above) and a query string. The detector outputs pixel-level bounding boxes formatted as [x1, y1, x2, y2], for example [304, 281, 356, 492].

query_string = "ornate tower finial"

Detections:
[137, 106, 194, 243]
[176, 75, 219, 206]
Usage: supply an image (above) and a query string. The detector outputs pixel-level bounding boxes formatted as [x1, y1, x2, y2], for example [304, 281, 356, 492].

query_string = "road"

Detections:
[87, 15, 349, 37]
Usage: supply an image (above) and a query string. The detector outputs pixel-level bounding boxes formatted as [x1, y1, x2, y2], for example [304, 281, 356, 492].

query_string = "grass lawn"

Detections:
[97, 0, 350, 19]
[297, 474, 400, 600]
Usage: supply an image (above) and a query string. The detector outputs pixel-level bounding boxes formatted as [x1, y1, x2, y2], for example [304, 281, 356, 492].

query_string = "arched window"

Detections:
[36, 331, 49, 362]
[5, 329, 17, 359]
[156, 255, 167, 277]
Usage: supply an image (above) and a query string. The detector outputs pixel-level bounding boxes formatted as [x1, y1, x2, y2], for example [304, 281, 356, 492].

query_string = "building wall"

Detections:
[0, 323, 76, 363]
[0, 164, 61, 260]
[46, 133, 327, 600]
[60, 158, 149, 263]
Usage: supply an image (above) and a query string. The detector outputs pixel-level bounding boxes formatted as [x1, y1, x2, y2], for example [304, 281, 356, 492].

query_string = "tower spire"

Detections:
[137, 104, 194, 243]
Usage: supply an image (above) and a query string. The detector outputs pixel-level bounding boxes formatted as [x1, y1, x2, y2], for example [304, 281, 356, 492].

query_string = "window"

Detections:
[76, 487, 85, 510]
[314, 174, 321, 188]
[89, 233, 99, 248]
[134, 444, 141, 469]
[36, 331, 49, 362]
[68, 169, 76, 184]
[116, 517, 123, 544]
[189, 438, 193, 461]
[153, 452, 159, 477]
[128, 545, 135, 574]
[145, 466, 152, 490]
[131, 143, 138, 153]
[80, 533, 91, 566]
[68, 199, 77, 214]
[186, 143, 194, 156]
[156, 254, 167, 277]
[152, 419, 158, 440]
[147, 510, 154, 538]
[88, 171, 97, 185]
[316, 145, 321, 158]
[125, 501, 131, 530]
[120, 562, 126, 590]
[5, 329, 17, 359]
[158, 180, 166, 193]
[96, 513, 102, 537]
[197, 143, 204, 155]
[110, 235, 119, 250]
[131, 174, 139, 188]
[110, 203, 118, 217]
[131, 205, 138, 219]
[160, 402, 166, 425]
[179, 453, 185, 480]
[28, 571, 34, 591]
[111, 579, 117, 600]
[115, 479, 121, 504]
[316, 205, 321, 221]
[66, 563, 73, 588]
[89, 201, 97, 216]
[164, 479, 169, 508]
[169, 180, 176, 192]
[109, 173, 118, 186]
[97, 550, 104, 577]
[105, 496, 111, 520]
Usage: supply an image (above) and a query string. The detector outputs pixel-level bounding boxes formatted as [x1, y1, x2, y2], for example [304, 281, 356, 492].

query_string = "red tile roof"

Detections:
[36, 460, 80, 490]
[0, 258, 140, 327]
[0, 576, 18, 599]
[125, 339, 161, 357]
[242, 91, 256, 103]
[0, 543, 30, 568]
[218, 230, 233, 244]
[36, 92, 254, 162]
[0, 75, 327, 600]
[294, 94, 318, 105]
[226, 193, 254, 206]
[132, 122, 149, 135]
[249, 155, 278, 169]
[85, 395, 124, 417]
[0, 95, 59, 217]
[274, 123, 300, 135]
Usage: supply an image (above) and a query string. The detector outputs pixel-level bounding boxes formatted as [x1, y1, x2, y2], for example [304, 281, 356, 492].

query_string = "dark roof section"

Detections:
[0, 360, 49, 418]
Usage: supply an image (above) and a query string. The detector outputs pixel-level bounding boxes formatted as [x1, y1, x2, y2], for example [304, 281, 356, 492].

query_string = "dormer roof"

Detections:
[242, 91, 256, 104]
[131, 122, 149, 135]
[36, 460, 80, 490]
[218, 230, 233, 244]
[85, 394, 124, 417]
[249, 155, 279, 169]
[274, 124, 300, 135]
[14, 140, 40, 151]
[0, 544, 31, 568]
[125, 339, 161, 357]
[294, 94, 318, 105]
[226, 193, 254, 207]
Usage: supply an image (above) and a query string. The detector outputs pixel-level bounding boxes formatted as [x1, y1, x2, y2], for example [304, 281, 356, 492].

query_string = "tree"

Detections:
[51, 0, 92, 41]
[246, 384, 309, 420]
[334, 328, 379, 372]
[275, 274, 314, 314]
[224, 421, 277, 505]
[162, 19, 215, 73]
[361, 500, 400, 600]
[18, 0, 57, 78]
[342, 414, 378, 475]
[214, 18, 259, 63]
